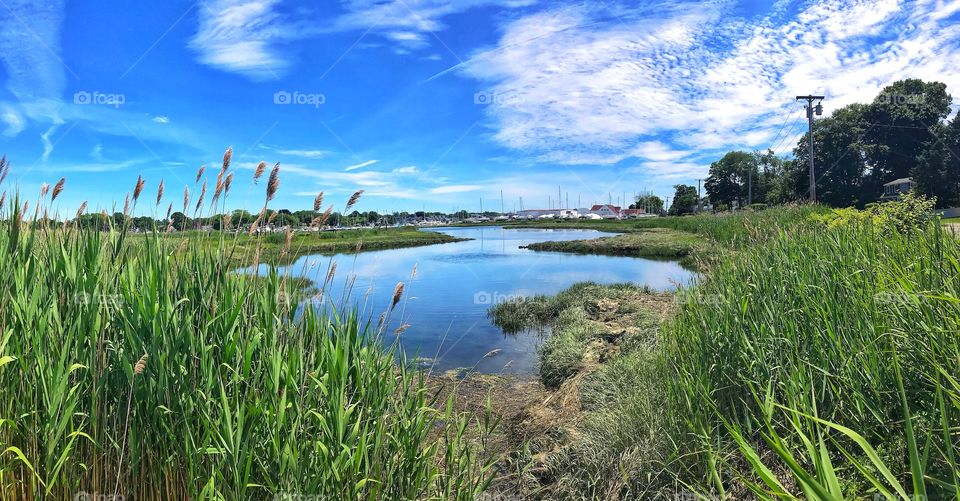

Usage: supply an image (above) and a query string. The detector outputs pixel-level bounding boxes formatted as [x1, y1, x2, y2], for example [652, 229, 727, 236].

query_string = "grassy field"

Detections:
[154, 226, 467, 267]
[0, 198, 495, 499]
[490, 202, 960, 499]
[479, 206, 825, 267]
[522, 228, 708, 268]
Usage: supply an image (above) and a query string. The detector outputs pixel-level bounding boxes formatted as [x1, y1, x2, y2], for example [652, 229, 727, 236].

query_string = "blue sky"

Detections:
[1, 0, 959, 216]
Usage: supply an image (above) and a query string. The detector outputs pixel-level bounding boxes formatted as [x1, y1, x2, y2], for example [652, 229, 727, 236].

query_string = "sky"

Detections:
[1, 0, 959, 216]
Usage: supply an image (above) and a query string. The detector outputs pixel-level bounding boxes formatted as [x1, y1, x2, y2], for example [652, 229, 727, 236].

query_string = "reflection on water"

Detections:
[260, 226, 696, 374]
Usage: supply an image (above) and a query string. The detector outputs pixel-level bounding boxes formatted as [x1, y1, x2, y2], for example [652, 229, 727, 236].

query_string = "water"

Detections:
[269, 227, 696, 374]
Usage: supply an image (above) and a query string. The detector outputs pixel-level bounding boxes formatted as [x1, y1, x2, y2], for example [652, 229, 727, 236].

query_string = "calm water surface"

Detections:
[269, 227, 695, 374]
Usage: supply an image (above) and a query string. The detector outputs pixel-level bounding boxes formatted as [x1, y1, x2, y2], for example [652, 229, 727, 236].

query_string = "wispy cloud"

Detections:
[190, 0, 291, 79]
[276, 148, 329, 159]
[459, 0, 960, 179]
[430, 184, 482, 194]
[152, 115, 170, 124]
[344, 159, 378, 171]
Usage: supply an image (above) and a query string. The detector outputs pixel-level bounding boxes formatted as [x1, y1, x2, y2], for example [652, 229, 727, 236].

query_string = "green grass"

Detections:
[493, 204, 960, 499]
[0, 202, 495, 499]
[136, 226, 467, 267]
[941, 216, 960, 224]
[522, 228, 709, 268]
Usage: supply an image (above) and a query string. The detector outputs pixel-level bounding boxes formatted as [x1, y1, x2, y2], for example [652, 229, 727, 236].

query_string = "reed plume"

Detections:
[195, 180, 206, 213]
[40, 182, 50, 198]
[313, 191, 324, 212]
[395, 323, 411, 335]
[268, 210, 278, 223]
[133, 175, 145, 203]
[183, 187, 189, 212]
[123, 193, 130, 217]
[0, 158, 8, 185]
[346, 190, 363, 211]
[156, 179, 164, 205]
[253, 161, 266, 183]
[222, 146, 233, 173]
[166, 202, 173, 220]
[195, 165, 205, 183]
[266, 163, 280, 203]
[76, 201, 87, 219]
[0, 191, 6, 209]
[225, 172, 234, 195]
[391, 282, 404, 310]
[212, 171, 225, 206]
[326, 262, 337, 284]
[52, 178, 65, 201]
[320, 205, 334, 226]
[284, 229, 294, 250]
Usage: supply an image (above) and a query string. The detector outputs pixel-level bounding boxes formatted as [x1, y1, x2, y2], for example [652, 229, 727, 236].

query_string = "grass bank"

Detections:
[491, 200, 960, 499]
[522, 228, 708, 268]
[139, 226, 467, 268]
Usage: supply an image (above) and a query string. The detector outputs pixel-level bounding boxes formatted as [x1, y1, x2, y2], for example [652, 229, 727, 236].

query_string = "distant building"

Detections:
[620, 208, 648, 218]
[516, 208, 578, 219]
[589, 204, 621, 219]
[881, 177, 916, 201]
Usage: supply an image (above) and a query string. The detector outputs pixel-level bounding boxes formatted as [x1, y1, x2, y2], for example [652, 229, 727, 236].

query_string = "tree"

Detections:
[630, 194, 664, 214]
[792, 103, 871, 207]
[705, 151, 756, 208]
[864, 79, 952, 200]
[914, 112, 960, 207]
[669, 184, 698, 215]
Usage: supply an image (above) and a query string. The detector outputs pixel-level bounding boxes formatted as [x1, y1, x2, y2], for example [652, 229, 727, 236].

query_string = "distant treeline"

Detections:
[70, 209, 452, 231]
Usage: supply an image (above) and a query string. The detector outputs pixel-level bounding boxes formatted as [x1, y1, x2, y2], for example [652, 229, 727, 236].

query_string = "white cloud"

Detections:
[277, 149, 329, 159]
[430, 184, 482, 194]
[327, 0, 536, 52]
[459, 0, 960, 179]
[190, 0, 291, 79]
[392, 165, 419, 174]
[152, 115, 170, 124]
[344, 159, 378, 171]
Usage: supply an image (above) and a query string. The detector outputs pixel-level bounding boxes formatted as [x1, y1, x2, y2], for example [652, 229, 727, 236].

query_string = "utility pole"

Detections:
[696, 179, 702, 213]
[796, 95, 824, 203]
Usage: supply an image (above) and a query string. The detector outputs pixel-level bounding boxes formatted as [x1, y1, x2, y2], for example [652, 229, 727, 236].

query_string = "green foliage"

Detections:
[668, 209, 960, 498]
[811, 191, 937, 234]
[0, 201, 495, 499]
[669, 184, 699, 215]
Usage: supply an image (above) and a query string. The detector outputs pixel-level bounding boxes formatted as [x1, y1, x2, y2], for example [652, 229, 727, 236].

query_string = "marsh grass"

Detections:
[0, 159, 497, 499]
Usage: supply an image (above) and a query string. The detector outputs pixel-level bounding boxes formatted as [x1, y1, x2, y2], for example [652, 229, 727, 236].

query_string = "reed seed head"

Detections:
[313, 191, 324, 212]
[52, 178, 65, 201]
[253, 161, 266, 183]
[222, 146, 233, 173]
[40, 182, 50, 198]
[391, 282, 404, 310]
[0, 191, 5, 208]
[320, 205, 333, 226]
[394, 323, 411, 335]
[183, 187, 189, 212]
[346, 190, 363, 211]
[266, 163, 280, 203]
[482, 349, 502, 359]
[134, 354, 148, 375]
[133, 175, 145, 202]
[123, 193, 130, 216]
[156, 179, 164, 205]
[76, 201, 87, 218]
[195, 165, 205, 183]
[195, 180, 206, 212]
[225, 172, 234, 195]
